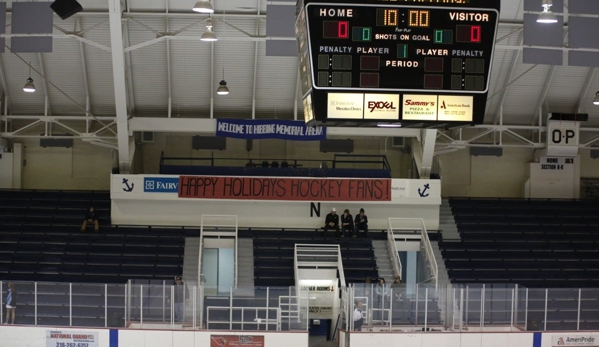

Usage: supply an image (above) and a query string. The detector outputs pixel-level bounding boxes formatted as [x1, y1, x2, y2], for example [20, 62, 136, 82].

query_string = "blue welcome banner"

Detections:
[216, 119, 326, 141]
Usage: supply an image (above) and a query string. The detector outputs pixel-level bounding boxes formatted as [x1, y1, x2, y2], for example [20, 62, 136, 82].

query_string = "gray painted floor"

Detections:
[309, 335, 337, 347]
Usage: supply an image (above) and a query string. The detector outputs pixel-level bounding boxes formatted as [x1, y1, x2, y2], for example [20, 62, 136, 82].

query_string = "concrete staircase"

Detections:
[180, 237, 200, 323]
[237, 238, 255, 288]
[440, 199, 460, 240]
[430, 240, 451, 286]
[372, 240, 394, 282]
[182, 237, 201, 286]
[436, 199, 456, 287]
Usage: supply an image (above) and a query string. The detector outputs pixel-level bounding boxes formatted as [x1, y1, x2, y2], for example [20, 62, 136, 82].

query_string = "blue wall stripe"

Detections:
[533, 332, 542, 347]
[109, 329, 118, 347]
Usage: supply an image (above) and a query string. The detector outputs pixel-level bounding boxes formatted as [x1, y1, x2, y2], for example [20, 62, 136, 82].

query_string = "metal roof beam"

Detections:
[129, 117, 423, 138]
[108, 0, 132, 174]
[77, 17, 92, 132]
[166, 0, 172, 118]
[1, 115, 116, 121]
[37, 54, 52, 115]
[123, 13, 136, 117]
[492, 32, 523, 125]
[0, 55, 11, 115]
[530, 65, 556, 125]
[576, 68, 596, 113]
[251, 1, 260, 120]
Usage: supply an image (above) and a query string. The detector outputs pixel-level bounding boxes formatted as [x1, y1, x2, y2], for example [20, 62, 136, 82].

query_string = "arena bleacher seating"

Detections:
[441, 198, 599, 288]
[0, 189, 185, 284]
[247, 229, 379, 287]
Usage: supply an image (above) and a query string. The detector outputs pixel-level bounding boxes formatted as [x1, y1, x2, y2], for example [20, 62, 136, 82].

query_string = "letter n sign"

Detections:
[547, 121, 579, 157]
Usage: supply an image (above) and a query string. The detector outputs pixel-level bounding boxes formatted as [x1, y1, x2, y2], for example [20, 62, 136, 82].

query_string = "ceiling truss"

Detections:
[0, 6, 597, 165]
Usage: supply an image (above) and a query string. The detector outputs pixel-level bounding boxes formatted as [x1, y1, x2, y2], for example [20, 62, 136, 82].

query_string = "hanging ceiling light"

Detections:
[23, 78, 35, 93]
[192, 0, 213, 14]
[217, 67, 229, 96]
[537, 0, 558, 24]
[200, 18, 217, 42]
[217, 80, 229, 95]
[23, 63, 35, 93]
[593, 91, 599, 106]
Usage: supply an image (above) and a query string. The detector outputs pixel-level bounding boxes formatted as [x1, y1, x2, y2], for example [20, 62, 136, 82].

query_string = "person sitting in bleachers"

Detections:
[354, 208, 369, 238]
[341, 209, 354, 238]
[323, 207, 340, 238]
[81, 206, 99, 232]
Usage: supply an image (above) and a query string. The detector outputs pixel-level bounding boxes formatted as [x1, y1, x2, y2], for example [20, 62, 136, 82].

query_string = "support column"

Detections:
[108, 0, 131, 174]
[419, 129, 437, 179]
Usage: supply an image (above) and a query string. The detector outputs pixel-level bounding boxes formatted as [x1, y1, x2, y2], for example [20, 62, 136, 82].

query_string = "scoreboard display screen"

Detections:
[295, 0, 501, 126]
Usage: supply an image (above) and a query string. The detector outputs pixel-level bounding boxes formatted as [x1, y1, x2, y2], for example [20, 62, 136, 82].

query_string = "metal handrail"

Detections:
[333, 153, 391, 171]
[206, 306, 280, 331]
[387, 218, 438, 290]
[294, 244, 345, 287]
[386, 218, 403, 280]
[419, 218, 438, 290]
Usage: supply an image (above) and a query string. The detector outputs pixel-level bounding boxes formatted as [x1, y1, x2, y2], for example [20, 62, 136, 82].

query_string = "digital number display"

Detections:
[295, 0, 500, 125]
[456, 25, 481, 42]
[323, 21, 349, 39]
[408, 10, 430, 27]
[352, 27, 372, 42]
[377, 9, 399, 26]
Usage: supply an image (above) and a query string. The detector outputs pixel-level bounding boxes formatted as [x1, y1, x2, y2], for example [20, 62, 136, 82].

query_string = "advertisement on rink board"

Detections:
[551, 334, 599, 346]
[210, 335, 265, 347]
[46, 330, 98, 347]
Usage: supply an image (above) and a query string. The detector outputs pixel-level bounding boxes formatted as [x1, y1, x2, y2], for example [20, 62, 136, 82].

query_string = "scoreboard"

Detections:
[295, 0, 501, 126]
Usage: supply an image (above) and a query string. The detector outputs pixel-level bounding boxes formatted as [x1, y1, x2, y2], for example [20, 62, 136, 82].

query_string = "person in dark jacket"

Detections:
[81, 206, 99, 232]
[323, 207, 340, 238]
[5, 282, 17, 324]
[341, 209, 354, 238]
[354, 208, 369, 238]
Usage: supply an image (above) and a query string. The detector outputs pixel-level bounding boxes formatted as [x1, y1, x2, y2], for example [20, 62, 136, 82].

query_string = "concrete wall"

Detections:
[438, 147, 535, 198]
[13, 138, 113, 190]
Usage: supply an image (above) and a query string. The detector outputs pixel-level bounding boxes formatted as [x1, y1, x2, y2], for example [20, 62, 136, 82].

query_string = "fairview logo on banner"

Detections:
[552, 335, 599, 346]
[216, 119, 326, 141]
[178, 176, 391, 201]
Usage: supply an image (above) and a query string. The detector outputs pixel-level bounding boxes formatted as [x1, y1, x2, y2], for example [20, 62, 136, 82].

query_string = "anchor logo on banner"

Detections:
[418, 184, 430, 197]
[122, 178, 135, 192]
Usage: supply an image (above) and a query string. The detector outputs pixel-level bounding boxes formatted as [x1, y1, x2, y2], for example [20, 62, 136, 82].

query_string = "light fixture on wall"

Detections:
[537, 0, 558, 23]
[200, 17, 217, 42]
[192, 0, 213, 13]
[23, 62, 36, 93]
[593, 91, 599, 106]
[217, 69, 229, 95]
[377, 122, 402, 128]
